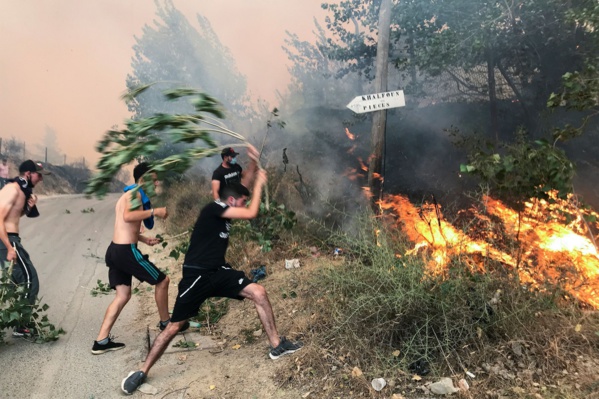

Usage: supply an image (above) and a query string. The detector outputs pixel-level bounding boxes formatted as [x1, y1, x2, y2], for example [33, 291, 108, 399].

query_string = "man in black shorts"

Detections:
[121, 169, 302, 395]
[211, 145, 258, 200]
[91, 163, 177, 354]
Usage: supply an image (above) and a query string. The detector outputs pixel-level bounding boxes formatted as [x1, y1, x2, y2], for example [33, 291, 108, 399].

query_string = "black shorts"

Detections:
[105, 242, 166, 288]
[170, 265, 252, 322]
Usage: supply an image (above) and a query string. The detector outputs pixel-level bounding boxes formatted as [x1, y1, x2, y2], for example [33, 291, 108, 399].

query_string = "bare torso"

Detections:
[0, 183, 26, 234]
[112, 192, 142, 244]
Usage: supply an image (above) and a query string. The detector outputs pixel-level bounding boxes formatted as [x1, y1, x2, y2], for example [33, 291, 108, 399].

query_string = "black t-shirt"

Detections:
[183, 201, 231, 268]
[212, 164, 243, 192]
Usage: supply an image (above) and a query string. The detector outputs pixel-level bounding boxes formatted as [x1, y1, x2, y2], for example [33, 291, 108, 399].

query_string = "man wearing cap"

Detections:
[211, 145, 258, 200]
[0, 160, 51, 337]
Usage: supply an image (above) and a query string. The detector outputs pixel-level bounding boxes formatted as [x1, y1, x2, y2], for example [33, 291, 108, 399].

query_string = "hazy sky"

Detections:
[0, 0, 329, 165]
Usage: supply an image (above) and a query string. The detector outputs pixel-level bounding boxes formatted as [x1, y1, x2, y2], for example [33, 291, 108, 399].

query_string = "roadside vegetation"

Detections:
[156, 169, 599, 398]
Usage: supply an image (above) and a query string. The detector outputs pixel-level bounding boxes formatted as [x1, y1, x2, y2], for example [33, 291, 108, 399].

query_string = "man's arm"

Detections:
[122, 192, 168, 222]
[139, 235, 162, 246]
[241, 145, 259, 188]
[0, 184, 20, 261]
[211, 180, 221, 200]
[222, 169, 267, 220]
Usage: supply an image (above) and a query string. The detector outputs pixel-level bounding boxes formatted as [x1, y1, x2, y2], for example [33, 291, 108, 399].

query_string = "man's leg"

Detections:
[9, 241, 39, 305]
[95, 284, 131, 341]
[121, 320, 186, 395]
[239, 283, 280, 347]
[239, 283, 303, 359]
[154, 275, 170, 322]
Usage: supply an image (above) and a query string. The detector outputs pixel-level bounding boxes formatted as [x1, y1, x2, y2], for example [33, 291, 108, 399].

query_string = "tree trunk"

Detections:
[368, 0, 392, 209]
[486, 49, 499, 143]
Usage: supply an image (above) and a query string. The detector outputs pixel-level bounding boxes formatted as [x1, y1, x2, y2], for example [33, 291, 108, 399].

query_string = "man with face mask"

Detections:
[0, 160, 51, 337]
[211, 145, 258, 200]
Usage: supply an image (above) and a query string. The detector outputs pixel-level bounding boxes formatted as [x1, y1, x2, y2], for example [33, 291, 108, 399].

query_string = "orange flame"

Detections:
[358, 157, 368, 172]
[378, 192, 599, 308]
[345, 128, 356, 141]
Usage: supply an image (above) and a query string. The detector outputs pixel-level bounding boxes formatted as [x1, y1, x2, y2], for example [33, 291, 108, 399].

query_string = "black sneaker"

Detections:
[91, 336, 125, 355]
[158, 319, 190, 333]
[12, 327, 33, 338]
[269, 336, 303, 360]
[121, 370, 146, 395]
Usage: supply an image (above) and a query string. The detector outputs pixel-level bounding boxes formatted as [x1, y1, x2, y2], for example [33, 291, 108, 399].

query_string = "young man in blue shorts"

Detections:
[91, 163, 178, 354]
[121, 168, 302, 394]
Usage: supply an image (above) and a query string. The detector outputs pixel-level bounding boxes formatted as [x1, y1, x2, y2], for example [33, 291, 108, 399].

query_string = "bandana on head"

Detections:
[123, 184, 154, 229]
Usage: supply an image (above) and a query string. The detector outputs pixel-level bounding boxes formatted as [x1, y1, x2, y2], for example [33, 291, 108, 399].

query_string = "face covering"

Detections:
[10, 176, 39, 217]
[228, 157, 238, 165]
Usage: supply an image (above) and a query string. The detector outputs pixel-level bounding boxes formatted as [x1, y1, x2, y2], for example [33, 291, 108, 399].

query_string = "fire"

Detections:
[345, 128, 356, 141]
[358, 157, 368, 172]
[378, 192, 599, 308]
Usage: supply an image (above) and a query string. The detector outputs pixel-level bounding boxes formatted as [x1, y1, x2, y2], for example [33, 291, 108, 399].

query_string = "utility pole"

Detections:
[45, 147, 48, 163]
[368, 0, 392, 209]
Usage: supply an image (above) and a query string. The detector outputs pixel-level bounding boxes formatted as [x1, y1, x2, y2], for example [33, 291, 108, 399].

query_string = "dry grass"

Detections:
[160, 176, 599, 399]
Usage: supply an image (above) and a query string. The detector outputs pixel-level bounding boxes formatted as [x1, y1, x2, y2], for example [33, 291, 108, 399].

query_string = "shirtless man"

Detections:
[91, 162, 177, 354]
[0, 160, 51, 337]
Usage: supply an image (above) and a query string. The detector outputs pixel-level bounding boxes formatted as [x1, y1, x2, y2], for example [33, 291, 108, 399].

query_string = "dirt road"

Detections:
[0, 194, 148, 398]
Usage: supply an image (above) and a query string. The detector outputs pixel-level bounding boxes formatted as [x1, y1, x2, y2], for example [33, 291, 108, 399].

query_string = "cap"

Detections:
[19, 160, 51, 175]
[221, 147, 239, 158]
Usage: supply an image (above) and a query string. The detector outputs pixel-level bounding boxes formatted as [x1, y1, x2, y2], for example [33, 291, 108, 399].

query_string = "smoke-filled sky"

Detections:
[0, 0, 328, 165]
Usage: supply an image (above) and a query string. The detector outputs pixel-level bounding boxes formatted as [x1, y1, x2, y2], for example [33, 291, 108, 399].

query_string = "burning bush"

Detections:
[286, 200, 599, 397]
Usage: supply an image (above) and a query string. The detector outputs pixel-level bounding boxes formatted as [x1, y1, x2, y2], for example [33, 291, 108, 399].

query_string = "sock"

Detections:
[97, 337, 109, 345]
[160, 318, 170, 326]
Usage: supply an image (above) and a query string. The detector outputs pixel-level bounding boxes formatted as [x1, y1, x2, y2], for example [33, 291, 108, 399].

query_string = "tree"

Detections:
[320, 0, 593, 138]
[125, 0, 255, 159]
[283, 19, 363, 109]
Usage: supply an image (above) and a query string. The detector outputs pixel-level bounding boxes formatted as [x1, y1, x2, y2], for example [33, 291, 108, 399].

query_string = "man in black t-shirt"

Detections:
[211, 145, 258, 200]
[121, 170, 303, 395]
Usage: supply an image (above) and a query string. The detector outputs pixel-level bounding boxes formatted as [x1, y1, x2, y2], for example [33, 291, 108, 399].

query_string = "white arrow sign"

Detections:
[346, 90, 405, 113]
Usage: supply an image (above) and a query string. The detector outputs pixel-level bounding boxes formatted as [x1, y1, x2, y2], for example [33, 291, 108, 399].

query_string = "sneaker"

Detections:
[269, 336, 303, 360]
[12, 327, 33, 338]
[121, 370, 146, 395]
[91, 336, 125, 355]
[158, 319, 190, 333]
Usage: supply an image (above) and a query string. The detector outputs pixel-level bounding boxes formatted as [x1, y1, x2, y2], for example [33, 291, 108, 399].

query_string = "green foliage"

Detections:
[86, 85, 253, 199]
[80, 207, 95, 214]
[455, 128, 575, 210]
[90, 279, 112, 297]
[548, 65, 599, 142]
[168, 233, 191, 261]
[191, 298, 229, 325]
[0, 267, 64, 343]
[172, 339, 197, 348]
[232, 199, 297, 252]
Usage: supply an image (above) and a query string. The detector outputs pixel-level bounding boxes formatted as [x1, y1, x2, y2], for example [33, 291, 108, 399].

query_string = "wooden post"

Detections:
[368, 0, 392, 209]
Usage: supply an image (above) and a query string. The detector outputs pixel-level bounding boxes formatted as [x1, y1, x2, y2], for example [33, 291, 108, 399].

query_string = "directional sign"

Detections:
[346, 90, 405, 114]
